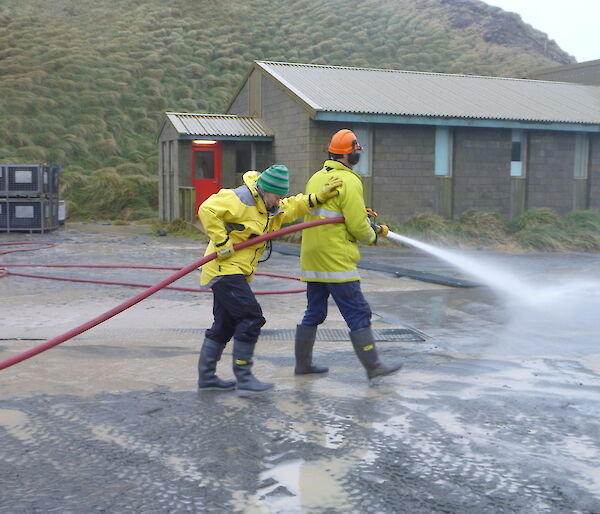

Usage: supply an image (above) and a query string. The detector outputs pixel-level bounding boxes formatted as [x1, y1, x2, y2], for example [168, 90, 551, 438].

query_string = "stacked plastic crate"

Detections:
[0, 164, 61, 233]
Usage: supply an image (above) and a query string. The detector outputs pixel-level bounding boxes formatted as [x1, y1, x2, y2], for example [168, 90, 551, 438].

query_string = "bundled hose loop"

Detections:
[0, 216, 344, 371]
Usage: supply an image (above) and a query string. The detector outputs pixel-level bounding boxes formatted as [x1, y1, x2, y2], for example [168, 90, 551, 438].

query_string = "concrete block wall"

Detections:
[255, 142, 273, 175]
[371, 124, 437, 223]
[453, 128, 512, 218]
[527, 131, 575, 215]
[228, 81, 249, 116]
[221, 143, 237, 189]
[309, 121, 346, 176]
[178, 141, 191, 187]
[309, 120, 375, 206]
[260, 76, 311, 195]
[589, 134, 600, 210]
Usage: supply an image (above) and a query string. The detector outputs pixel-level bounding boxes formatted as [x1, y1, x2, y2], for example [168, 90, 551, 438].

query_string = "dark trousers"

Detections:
[300, 280, 372, 331]
[205, 274, 266, 345]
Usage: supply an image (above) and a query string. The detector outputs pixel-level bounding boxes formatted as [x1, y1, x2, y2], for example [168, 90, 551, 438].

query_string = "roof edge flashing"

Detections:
[166, 112, 259, 119]
[314, 111, 600, 132]
[255, 61, 321, 111]
[254, 60, 589, 86]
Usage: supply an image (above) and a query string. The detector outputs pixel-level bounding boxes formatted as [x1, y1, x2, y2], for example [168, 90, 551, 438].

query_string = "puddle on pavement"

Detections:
[252, 455, 356, 512]
[0, 409, 36, 444]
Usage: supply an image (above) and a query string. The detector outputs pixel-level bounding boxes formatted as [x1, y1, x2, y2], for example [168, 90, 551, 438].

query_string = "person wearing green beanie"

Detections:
[196, 164, 343, 395]
[256, 164, 290, 196]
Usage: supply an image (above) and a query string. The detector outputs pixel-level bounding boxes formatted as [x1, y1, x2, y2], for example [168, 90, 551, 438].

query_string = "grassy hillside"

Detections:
[0, 0, 574, 219]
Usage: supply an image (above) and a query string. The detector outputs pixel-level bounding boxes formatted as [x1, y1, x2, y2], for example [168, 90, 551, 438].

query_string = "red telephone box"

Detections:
[192, 140, 222, 216]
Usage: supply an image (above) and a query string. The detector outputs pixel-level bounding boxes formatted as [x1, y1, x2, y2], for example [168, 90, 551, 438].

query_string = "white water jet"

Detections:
[386, 232, 600, 352]
[387, 231, 600, 313]
[387, 231, 540, 305]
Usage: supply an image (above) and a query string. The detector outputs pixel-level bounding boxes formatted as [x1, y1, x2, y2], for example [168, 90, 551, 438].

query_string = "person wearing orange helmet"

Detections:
[295, 129, 402, 381]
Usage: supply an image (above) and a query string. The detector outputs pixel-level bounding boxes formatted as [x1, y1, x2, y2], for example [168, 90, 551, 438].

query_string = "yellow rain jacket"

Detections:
[198, 171, 313, 286]
[300, 160, 376, 283]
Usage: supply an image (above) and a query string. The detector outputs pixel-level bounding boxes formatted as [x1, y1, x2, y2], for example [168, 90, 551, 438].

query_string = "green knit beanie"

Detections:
[256, 164, 289, 196]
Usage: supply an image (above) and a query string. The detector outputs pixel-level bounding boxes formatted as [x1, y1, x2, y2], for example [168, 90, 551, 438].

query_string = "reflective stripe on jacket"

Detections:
[198, 171, 312, 286]
[300, 160, 376, 283]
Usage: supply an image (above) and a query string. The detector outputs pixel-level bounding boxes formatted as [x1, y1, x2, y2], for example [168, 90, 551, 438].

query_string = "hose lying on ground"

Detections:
[0, 217, 344, 371]
[1, 265, 306, 295]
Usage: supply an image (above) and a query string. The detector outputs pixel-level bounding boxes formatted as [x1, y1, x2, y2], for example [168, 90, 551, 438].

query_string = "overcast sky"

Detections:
[482, 0, 600, 63]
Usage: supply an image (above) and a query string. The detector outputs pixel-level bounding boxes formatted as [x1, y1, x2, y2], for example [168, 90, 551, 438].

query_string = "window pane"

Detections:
[352, 126, 370, 176]
[511, 141, 522, 162]
[435, 127, 451, 176]
[511, 130, 526, 177]
[510, 161, 523, 177]
[574, 134, 589, 179]
[195, 152, 214, 179]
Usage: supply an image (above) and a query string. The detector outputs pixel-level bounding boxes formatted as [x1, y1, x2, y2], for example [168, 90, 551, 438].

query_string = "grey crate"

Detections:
[0, 198, 59, 233]
[2, 164, 50, 196]
[49, 165, 61, 197]
[0, 200, 7, 229]
[0, 166, 6, 194]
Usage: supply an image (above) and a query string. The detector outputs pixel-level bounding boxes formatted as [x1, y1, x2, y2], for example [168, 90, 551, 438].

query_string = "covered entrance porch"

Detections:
[156, 113, 273, 223]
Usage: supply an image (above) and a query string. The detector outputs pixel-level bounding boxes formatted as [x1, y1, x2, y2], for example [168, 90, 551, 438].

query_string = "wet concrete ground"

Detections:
[1, 223, 600, 513]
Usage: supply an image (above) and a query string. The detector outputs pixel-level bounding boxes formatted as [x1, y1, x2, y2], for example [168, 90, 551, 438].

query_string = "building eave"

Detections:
[313, 111, 600, 132]
[177, 135, 273, 142]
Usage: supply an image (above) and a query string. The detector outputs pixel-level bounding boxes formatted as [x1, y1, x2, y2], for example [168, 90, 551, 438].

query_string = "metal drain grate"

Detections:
[259, 327, 425, 342]
[166, 327, 425, 342]
[76, 327, 426, 342]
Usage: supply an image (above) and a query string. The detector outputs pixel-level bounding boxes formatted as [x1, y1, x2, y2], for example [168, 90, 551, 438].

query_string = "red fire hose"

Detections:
[0, 216, 343, 370]
[1, 266, 305, 295]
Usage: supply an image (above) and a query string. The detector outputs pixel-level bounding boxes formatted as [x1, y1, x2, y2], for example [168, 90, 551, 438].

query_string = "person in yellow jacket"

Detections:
[296, 129, 403, 381]
[197, 164, 342, 394]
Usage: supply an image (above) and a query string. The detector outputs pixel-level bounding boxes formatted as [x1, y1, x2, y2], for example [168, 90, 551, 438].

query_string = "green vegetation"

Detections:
[0, 0, 572, 219]
[386, 208, 600, 252]
[61, 165, 157, 220]
[152, 218, 208, 241]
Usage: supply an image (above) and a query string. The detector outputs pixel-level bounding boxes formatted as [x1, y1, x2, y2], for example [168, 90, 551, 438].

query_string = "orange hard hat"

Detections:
[328, 129, 362, 155]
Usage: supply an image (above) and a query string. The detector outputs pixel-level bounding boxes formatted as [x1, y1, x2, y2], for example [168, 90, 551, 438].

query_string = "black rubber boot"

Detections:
[294, 324, 328, 375]
[350, 327, 403, 380]
[197, 338, 236, 390]
[233, 340, 274, 394]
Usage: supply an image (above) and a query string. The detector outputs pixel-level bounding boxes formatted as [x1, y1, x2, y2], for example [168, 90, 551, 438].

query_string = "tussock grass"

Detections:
[400, 208, 600, 252]
[564, 210, 600, 251]
[151, 219, 208, 241]
[1, 0, 572, 221]
[60, 167, 158, 220]
[455, 209, 510, 248]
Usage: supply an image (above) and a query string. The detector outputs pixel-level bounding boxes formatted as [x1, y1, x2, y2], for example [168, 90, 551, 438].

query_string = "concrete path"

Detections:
[1, 223, 599, 513]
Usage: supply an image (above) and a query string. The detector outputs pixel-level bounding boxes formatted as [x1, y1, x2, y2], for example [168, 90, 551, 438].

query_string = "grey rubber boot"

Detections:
[198, 338, 236, 390]
[350, 327, 403, 380]
[232, 340, 274, 394]
[294, 324, 328, 375]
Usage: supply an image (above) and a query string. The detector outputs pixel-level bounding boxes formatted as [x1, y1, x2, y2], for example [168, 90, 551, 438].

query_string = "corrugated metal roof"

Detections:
[166, 113, 273, 137]
[256, 61, 600, 125]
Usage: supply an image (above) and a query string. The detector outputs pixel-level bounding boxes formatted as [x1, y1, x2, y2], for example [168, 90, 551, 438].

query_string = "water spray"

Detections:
[386, 230, 540, 304]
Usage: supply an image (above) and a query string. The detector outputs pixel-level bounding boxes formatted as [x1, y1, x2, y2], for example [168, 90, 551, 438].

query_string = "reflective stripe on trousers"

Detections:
[301, 269, 360, 281]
